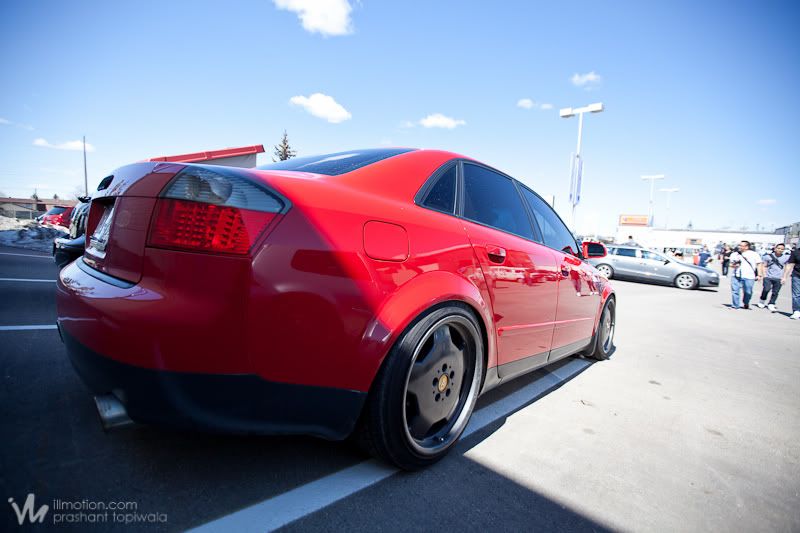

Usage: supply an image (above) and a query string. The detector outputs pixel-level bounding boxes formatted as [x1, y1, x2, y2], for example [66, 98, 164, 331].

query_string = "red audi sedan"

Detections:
[57, 148, 615, 469]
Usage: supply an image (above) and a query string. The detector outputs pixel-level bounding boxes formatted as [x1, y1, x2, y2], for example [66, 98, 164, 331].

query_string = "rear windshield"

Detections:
[46, 207, 66, 215]
[257, 148, 415, 176]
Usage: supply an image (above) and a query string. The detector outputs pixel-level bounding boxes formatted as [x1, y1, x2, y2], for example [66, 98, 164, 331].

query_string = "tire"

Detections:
[674, 272, 698, 290]
[595, 264, 614, 279]
[589, 298, 615, 361]
[357, 304, 484, 470]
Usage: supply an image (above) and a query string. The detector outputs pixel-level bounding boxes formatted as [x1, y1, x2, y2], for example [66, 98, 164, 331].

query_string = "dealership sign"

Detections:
[618, 214, 649, 226]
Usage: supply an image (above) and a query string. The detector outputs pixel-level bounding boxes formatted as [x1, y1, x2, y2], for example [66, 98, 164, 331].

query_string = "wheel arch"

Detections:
[592, 285, 616, 336]
[357, 271, 495, 399]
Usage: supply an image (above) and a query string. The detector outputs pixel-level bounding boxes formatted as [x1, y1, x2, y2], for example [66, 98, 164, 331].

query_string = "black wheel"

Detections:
[595, 264, 613, 279]
[590, 298, 615, 360]
[358, 304, 484, 470]
[674, 272, 698, 290]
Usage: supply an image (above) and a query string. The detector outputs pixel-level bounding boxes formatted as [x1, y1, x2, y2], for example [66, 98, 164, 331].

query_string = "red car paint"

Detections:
[56, 149, 613, 432]
[41, 205, 74, 227]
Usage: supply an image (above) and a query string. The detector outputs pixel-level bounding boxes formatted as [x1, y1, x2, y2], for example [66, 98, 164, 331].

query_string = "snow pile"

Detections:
[0, 216, 67, 253]
[0, 215, 29, 231]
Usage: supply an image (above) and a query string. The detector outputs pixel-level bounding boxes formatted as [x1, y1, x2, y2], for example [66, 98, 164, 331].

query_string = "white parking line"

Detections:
[0, 278, 56, 283]
[189, 358, 591, 533]
[0, 251, 51, 259]
[0, 325, 58, 331]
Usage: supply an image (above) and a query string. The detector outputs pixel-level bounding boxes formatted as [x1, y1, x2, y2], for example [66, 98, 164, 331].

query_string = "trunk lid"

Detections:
[83, 162, 185, 283]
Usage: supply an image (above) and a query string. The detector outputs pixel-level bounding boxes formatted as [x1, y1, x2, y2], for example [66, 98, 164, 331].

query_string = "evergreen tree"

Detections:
[273, 130, 297, 162]
[53, 193, 60, 200]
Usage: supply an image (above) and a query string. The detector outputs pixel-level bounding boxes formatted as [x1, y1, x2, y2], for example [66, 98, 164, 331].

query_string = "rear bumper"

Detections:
[61, 327, 366, 440]
[53, 236, 84, 269]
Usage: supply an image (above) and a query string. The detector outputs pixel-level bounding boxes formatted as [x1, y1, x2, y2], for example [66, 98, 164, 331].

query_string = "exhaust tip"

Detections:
[94, 394, 134, 431]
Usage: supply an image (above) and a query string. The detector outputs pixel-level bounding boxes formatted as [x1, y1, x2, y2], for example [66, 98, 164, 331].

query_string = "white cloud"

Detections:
[516, 99, 554, 111]
[517, 98, 534, 110]
[1, 117, 34, 130]
[399, 120, 416, 129]
[273, 0, 353, 36]
[419, 113, 466, 129]
[571, 71, 602, 89]
[33, 138, 96, 152]
[289, 93, 352, 123]
[757, 198, 776, 206]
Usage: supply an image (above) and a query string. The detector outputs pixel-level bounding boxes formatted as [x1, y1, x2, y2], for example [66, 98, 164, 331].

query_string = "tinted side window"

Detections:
[520, 188, 577, 254]
[462, 164, 534, 240]
[421, 166, 456, 214]
[615, 248, 636, 257]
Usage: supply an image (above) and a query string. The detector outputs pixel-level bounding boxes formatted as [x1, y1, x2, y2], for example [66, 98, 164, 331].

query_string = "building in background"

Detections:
[0, 197, 77, 219]
[616, 213, 785, 251]
[775, 222, 800, 246]
[147, 144, 265, 168]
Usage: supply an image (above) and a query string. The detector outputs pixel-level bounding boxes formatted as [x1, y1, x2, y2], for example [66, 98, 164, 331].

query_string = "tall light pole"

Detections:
[83, 135, 88, 196]
[641, 174, 665, 226]
[659, 187, 679, 229]
[560, 102, 604, 231]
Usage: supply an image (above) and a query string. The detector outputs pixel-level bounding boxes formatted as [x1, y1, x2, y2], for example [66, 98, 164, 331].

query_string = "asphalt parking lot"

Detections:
[1, 245, 798, 532]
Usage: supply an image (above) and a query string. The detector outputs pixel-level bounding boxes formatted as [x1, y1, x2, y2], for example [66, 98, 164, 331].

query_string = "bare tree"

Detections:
[273, 130, 297, 162]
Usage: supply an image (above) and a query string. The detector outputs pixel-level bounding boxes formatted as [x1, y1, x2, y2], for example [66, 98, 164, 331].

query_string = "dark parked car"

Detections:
[57, 149, 616, 469]
[53, 197, 90, 268]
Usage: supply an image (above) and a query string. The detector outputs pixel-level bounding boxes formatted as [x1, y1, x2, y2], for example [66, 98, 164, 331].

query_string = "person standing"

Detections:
[782, 244, 800, 320]
[756, 243, 788, 312]
[729, 240, 762, 310]
[721, 245, 732, 276]
[698, 247, 712, 267]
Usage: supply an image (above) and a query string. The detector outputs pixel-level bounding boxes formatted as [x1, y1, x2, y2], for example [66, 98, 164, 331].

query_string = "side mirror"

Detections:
[582, 241, 607, 259]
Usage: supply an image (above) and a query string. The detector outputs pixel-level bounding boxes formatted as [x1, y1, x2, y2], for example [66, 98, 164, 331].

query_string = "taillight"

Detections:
[147, 166, 286, 255]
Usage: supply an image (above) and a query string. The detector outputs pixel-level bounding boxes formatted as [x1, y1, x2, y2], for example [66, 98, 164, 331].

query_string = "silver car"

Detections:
[588, 245, 720, 290]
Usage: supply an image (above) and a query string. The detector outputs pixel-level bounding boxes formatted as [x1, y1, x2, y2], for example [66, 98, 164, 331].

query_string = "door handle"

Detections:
[487, 245, 506, 263]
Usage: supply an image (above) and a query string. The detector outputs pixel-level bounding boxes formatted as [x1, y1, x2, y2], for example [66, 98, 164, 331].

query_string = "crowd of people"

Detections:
[724, 240, 799, 319]
[619, 235, 799, 319]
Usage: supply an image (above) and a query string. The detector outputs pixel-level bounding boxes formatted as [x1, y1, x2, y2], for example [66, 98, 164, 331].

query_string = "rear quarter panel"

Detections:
[245, 169, 495, 392]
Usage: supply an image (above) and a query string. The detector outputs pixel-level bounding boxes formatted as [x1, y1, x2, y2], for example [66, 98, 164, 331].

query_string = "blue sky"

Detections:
[1, 0, 797, 234]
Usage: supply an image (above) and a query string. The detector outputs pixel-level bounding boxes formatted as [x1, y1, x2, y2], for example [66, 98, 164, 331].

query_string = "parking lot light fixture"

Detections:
[641, 174, 665, 226]
[659, 187, 680, 229]
[560, 102, 604, 230]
